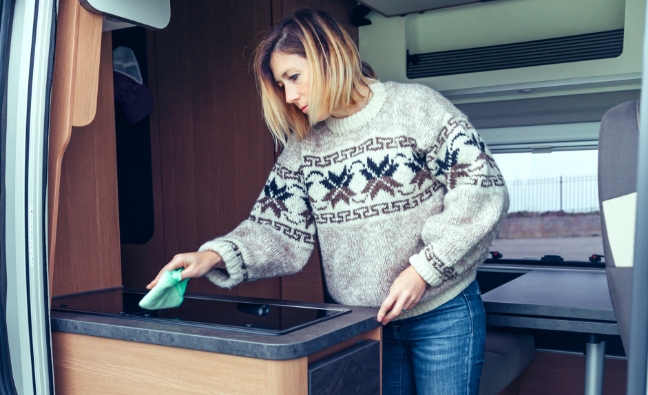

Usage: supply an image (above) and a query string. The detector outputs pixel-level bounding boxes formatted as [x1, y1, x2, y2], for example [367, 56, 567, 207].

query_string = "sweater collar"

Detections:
[325, 81, 387, 135]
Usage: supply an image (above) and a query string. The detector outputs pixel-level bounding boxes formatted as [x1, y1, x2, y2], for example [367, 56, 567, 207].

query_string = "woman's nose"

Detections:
[285, 86, 299, 104]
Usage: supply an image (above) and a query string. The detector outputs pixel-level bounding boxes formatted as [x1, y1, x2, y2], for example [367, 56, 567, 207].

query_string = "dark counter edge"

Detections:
[50, 297, 382, 361]
[483, 301, 617, 322]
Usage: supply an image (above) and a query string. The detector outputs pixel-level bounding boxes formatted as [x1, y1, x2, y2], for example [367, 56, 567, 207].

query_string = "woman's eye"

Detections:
[289, 74, 299, 81]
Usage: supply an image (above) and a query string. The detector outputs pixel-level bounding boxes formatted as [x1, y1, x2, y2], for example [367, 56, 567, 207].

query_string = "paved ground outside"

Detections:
[490, 236, 604, 262]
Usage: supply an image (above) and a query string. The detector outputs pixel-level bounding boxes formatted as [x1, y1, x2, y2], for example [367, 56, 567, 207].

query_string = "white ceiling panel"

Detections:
[359, 0, 479, 17]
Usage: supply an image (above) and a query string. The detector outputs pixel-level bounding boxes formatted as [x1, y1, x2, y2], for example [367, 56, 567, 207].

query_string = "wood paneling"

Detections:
[120, 30, 168, 291]
[48, 0, 82, 290]
[52, 332, 308, 395]
[271, 0, 359, 43]
[71, 7, 102, 127]
[501, 352, 627, 395]
[49, 0, 105, 291]
[267, 358, 309, 395]
[271, 0, 358, 303]
[281, 242, 325, 303]
[142, 0, 279, 298]
[122, 0, 359, 304]
[52, 33, 122, 296]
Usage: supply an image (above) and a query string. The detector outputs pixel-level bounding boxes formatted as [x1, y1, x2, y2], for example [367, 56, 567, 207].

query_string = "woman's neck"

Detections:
[329, 83, 372, 119]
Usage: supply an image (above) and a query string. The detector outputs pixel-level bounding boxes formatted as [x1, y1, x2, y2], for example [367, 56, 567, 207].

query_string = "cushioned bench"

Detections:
[479, 331, 536, 395]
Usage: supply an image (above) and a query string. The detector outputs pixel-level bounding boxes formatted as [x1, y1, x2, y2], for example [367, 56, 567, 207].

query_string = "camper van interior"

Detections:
[3, 0, 648, 394]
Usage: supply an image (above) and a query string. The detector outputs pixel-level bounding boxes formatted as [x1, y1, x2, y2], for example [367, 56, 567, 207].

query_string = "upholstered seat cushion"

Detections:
[479, 331, 536, 395]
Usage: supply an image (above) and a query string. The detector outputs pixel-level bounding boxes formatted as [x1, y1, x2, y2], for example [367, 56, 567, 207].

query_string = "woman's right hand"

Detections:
[146, 251, 223, 289]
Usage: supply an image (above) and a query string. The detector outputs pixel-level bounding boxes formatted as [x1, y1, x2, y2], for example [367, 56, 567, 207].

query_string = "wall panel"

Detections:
[123, 0, 358, 303]
[138, 0, 279, 298]
[271, 0, 358, 303]
[52, 33, 122, 296]
[271, 0, 359, 44]
[120, 29, 167, 293]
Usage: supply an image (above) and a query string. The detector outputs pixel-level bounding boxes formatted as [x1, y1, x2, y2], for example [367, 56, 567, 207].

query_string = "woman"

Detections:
[148, 8, 508, 395]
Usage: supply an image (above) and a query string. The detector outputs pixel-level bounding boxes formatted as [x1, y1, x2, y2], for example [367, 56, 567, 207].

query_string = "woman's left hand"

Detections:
[377, 266, 428, 325]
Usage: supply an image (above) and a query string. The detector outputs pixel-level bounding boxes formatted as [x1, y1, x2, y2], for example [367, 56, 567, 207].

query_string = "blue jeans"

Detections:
[382, 280, 486, 395]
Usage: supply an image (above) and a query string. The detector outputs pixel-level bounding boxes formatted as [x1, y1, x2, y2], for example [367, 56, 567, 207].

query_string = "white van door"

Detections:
[3, 0, 56, 393]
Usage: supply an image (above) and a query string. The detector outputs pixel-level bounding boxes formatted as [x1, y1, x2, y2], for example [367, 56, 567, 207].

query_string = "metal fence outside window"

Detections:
[506, 175, 599, 214]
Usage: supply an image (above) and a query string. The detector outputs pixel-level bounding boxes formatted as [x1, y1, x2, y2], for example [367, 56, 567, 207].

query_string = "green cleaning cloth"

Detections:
[139, 269, 189, 310]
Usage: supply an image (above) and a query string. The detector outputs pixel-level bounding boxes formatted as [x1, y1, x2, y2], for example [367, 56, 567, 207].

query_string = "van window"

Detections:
[490, 149, 603, 262]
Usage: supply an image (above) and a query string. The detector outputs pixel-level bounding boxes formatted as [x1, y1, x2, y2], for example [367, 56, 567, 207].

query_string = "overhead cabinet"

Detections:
[360, 0, 644, 103]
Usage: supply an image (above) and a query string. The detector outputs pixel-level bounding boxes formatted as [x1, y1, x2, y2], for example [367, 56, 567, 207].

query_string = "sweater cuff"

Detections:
[198, 239, 245, 289]
[409, 253, 443, 287]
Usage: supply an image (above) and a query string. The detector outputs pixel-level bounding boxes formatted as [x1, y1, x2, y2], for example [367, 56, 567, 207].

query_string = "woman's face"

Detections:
[270, 52, 329, 122]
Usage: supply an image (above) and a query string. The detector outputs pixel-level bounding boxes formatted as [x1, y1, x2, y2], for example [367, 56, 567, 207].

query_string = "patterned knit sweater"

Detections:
[199, 81, 509, 319]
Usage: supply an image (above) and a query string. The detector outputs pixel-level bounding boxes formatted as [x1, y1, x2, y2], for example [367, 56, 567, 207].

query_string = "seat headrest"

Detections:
[598, 100, 639, 201]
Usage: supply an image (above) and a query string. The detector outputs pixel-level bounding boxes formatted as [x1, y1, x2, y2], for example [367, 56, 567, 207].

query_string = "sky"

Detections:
[493, 149, 598, 182]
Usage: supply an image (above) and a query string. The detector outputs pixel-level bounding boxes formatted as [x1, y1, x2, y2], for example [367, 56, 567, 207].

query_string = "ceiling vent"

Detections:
[407, 29, 624, 79]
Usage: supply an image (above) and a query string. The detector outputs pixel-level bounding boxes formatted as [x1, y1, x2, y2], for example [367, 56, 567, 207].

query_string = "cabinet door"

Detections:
[309, 340, 380, 395]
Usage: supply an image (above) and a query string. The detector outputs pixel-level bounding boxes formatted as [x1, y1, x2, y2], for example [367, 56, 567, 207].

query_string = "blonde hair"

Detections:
[254, 8, 375, 146]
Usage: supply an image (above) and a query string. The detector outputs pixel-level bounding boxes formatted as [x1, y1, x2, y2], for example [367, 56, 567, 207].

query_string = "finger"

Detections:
[382, 296, 407, 325]
[400, 294, 415, 311]
[179, 263, 201, 280]
[377, 294, 396, 323]
[404, 296, 421, 312]
[147, 255, 185, 289]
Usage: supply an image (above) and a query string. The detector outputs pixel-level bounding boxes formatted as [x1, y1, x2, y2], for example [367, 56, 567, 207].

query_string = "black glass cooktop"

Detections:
[52, 288, 350, 335]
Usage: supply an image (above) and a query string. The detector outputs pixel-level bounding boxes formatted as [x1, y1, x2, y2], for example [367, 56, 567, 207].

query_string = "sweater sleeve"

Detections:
[198, 142, 316, 289]
[406, 86, 509, 287]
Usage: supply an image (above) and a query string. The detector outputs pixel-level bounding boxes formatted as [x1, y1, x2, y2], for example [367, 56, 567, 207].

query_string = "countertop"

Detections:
[51, 295, 381, 360]
[482, 269, 619, 335]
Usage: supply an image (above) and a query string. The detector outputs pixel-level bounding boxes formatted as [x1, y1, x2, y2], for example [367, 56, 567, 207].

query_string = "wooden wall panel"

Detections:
[71, 7, 102, 127]
[53, 332, 308, 395]
[120, 30, 168, 291]
[49, 0, 105, 293]
[271, 0, 359, 44]
[52, 33, 122, 296]
[142, 0, 279, 298]
[272, 0, 358, 303]
[123, 0, 359, 304]
[48, 0, 82, 289]
[281, 244, 325, 303]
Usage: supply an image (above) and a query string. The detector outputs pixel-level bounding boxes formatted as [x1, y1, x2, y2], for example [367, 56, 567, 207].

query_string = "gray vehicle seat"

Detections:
[598, 100, 639, 351]
[479, 331, 536, 395]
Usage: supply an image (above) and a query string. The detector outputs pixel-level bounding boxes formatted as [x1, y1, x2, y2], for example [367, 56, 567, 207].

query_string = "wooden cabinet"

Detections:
[49, 0, 120, 297]
[51, 323, 381, 394]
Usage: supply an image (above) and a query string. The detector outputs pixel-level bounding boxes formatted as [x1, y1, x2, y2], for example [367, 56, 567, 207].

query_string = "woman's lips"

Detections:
[300, 105, 308, 113]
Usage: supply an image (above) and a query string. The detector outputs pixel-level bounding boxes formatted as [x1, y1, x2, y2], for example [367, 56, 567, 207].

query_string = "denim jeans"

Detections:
[382, 280, 486, 395]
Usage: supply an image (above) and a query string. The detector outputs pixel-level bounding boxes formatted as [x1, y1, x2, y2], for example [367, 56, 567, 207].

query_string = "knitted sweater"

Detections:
[199, 81, 509, 319]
